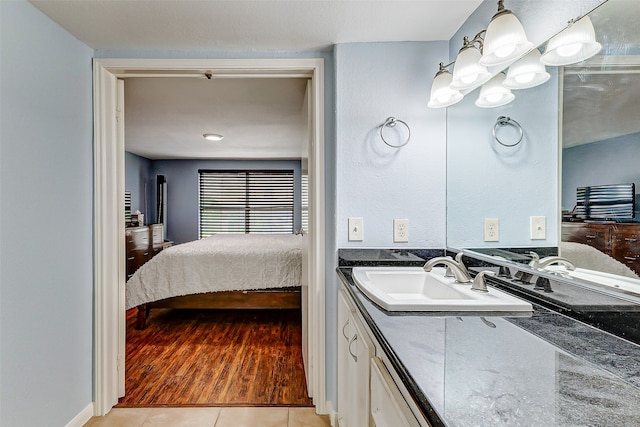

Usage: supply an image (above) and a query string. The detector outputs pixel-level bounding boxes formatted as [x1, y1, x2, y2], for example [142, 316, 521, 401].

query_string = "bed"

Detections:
[126, 233, 304, 328]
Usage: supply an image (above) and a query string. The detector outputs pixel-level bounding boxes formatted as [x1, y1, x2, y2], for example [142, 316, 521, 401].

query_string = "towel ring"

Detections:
[380, 117, 411, 148]
[493, 116, 523, 147]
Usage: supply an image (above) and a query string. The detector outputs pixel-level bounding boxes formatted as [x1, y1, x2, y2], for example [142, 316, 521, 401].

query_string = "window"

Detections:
[199, 170, 294, 237]
[301, 173, 309, 233]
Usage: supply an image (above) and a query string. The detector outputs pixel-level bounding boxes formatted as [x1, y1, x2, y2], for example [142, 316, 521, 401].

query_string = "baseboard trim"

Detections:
[65, 402, 94, 427]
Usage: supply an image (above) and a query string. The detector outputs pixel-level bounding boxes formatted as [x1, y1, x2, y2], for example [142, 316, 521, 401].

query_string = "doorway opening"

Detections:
[93, 58, 326, 416]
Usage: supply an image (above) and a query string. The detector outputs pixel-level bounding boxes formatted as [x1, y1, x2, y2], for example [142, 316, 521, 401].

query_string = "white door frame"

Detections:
[92, 58, 326, 415]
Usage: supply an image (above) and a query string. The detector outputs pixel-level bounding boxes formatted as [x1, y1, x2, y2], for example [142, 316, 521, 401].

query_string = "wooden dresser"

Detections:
[562, 222, 640, 275]
[125, 224, 165, 281]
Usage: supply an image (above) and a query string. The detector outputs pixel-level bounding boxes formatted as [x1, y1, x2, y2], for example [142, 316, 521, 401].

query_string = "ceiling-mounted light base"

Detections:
[203, 133, 224, 141]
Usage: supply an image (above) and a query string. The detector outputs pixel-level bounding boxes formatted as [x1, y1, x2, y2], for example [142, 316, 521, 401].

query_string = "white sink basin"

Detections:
[352, 266, 533, 312]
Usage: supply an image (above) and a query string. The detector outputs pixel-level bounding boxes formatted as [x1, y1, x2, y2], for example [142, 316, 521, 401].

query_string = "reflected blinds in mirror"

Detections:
[575, 183, 635, 220]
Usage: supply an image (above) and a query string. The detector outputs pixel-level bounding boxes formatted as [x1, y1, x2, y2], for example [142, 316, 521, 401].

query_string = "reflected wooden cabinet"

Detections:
[125, 224, 165, 281]
[562, 222, 640, 275]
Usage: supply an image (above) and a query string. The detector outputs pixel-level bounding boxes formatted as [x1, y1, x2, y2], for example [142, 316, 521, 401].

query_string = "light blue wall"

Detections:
[149, 159, 302, 244]
[0, 1, 94, 426]
[445, 0, 605, 249]
[125, 152, 153, 214]
[562, 132, 640, 211]
[335, 42, 449, 249]
[447, 67, 560, 248]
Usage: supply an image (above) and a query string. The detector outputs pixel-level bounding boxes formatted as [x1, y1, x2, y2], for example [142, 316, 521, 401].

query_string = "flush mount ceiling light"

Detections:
[203, 133, 224, 141]
[479, 0, 533, 67]
[475, 72, 515, 108]
[427, 63, 464, 109]
[503, 49, 551, 89]
[450, 36, 493, 90]
[540, 16, 601, 66]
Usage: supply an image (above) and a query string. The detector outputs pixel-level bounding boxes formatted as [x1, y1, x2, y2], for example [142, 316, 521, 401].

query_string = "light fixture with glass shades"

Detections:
[450, 34, 493, 90]
[540, 16, 601, 66]
[503, 49, 550, 89]
[427, 62, 464, 108]
[203, 133, 224, 141]
[478, 0, 533, 67]
[475, 73, 515, 108]
[428, 0, 533, 109]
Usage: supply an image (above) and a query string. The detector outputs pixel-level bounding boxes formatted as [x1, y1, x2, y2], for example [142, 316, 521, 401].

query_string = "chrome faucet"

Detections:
[528, 251, 541, 268]
[536, 256, 576, 271]
[423, 256, 472, 283]
[444, 252, 470, 279]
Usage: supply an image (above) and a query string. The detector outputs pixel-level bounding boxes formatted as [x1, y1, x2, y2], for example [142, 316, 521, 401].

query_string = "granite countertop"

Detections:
[337, 266, 640, 427]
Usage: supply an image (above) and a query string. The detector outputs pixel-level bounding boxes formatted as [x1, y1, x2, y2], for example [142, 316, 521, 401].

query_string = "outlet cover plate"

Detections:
[484, 218, 499, 242]
[393, 219, 409, 243]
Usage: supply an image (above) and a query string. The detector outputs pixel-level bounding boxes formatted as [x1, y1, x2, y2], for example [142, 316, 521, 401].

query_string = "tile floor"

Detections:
[84, 406, 332, 427]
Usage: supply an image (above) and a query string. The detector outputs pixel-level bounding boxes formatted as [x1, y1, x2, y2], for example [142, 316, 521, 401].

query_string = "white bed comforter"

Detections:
[126, 234, 303, 309]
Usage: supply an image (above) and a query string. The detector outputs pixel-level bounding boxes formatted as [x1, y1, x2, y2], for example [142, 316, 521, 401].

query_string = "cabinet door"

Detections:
[370, 357, 418, 427]
[350, 312, 374, 427]
[337, 291, 355, 427]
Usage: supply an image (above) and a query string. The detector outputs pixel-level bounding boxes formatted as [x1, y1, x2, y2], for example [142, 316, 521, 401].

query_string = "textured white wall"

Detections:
[336, 42, 448, 248]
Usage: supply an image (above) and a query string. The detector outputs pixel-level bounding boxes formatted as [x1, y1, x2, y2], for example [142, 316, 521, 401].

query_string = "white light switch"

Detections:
[530, 216, 546, 240]
[348, 217, 363, 241]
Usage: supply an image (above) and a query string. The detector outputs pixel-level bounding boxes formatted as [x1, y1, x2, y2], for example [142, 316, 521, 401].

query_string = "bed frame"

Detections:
[135, 288, 301, 329]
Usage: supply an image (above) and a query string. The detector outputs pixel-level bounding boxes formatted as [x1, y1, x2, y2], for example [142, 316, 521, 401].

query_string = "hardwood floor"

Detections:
[118, 308, 312, 407]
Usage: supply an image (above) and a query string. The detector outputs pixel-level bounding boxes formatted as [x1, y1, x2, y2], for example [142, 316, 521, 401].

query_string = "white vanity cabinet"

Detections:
[337, 289, 423, 427]
[337, 290, 374, 427]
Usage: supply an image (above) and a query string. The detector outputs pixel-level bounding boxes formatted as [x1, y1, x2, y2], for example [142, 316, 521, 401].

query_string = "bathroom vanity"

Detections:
[336, 249, 640, 427]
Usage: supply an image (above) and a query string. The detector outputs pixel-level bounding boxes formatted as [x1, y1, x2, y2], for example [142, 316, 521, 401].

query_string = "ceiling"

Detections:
[561, 0, 640, 148]
[29, 0, 483, 159]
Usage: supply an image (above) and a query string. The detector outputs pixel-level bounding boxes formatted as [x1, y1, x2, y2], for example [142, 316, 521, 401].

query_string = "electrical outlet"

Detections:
[484, 218, 499, 242]
[348, 217, 363, 241]
[530, 216, 546, 240]
[393, 219, 409, 243]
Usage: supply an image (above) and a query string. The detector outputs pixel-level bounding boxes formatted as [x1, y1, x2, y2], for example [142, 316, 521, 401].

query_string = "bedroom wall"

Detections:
[125, 151, 153, 214]
[562, 132, 640, 211]
[149, 159, 303, 244]
[0, 1, 94, 426]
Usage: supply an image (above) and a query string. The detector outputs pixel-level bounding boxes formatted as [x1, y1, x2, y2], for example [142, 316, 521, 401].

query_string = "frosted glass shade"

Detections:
[480, 10, 533, 67]
[503, 49, 551, 89]
[428, 70, 463, 108]
[475, 73, 515, 108]
[541, 16, 601, 66]
[450, 46, 492, 90]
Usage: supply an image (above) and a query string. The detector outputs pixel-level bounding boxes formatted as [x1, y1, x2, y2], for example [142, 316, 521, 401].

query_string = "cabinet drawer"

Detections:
[562, 224, 610, 252]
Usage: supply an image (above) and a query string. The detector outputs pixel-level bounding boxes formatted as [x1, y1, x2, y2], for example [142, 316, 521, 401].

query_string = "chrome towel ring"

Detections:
[380, 117, 411, 148]
[493, 116, 523, 147]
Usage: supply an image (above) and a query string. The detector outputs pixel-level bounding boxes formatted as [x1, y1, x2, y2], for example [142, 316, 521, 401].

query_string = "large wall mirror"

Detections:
[447, 0, 640, 300]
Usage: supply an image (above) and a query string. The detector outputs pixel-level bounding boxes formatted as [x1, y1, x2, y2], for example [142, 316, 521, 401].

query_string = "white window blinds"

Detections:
[199, 170, 294, 237]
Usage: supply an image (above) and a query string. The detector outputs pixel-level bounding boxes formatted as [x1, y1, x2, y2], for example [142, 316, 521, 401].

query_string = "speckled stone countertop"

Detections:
[337, 250, 640, 427]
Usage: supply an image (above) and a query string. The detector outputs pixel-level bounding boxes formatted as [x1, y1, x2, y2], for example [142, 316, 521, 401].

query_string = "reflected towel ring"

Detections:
[493, 116, 523, 147]
[380, 117, 411, 148]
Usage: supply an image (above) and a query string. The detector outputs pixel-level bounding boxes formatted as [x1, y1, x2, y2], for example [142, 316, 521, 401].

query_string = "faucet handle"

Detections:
[471, 271, 496, 293]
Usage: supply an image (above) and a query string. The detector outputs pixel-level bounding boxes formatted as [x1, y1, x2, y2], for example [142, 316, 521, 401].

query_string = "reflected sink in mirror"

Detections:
[544, 265, 640, 299]
[352, 266, 533, 312]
